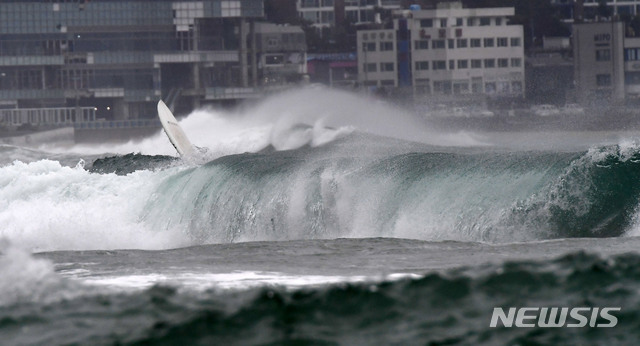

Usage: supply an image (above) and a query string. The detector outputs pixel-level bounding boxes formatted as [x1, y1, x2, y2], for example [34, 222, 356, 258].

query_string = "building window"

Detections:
[415, 61, 429, 70]
[420, 19, 433, 28]
[432, 40, 445, 49]
[511, 58, 522, 67]
[457, 60, 468, 69]
[346, 10, 358, 22]
[497, 81, 510, 93]
[485, 82, 496, 93]
[480, 17, 491, 26]
[625, 72, 640, 85]
[380, 62, 394, 72]
[301, 0, 319, 8]
[449, 60, 455, 70]
[470, 38, 481, 47]
[496, 17, 502, 25]
[448, 39, 454, 49]
[484, 58, 495, 68]
[456, 38, 467, 48]
[512, 81, 523, 93]
[467, 18, 475, 26]
[440, 18, 448, 27]
[380, 41, 394, 51]
[302, 11, 319, 22]
[321, 11, 334, 24]
[266, 55, 284, 65]
[364, 42, 376, 51]
[597, 74, 611, 86]
[415, 40, 429, 50]
[453, 82, 470, 94]
[456, 18, 463, 26]
[498, 58, 509, 68]
[510, 37, 521, 47]
[381, 80, 395, 86]
[433, 60, 446, 70]
[625, 48, 640, 61]
[366, 63, 377, 72]
[472, 77, 483, 93]
[434, 81, 452, 94]
[471, 59, 482, 68]
[497, 37, 508, 47]
[484, 38, 494, 47]
[596, 49, 611, 61]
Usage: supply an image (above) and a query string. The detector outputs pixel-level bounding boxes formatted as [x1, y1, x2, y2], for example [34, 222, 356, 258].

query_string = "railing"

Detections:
[74, 119, 160, 130]
[204, 85, 292, 100]
[0, 107, 96, 126]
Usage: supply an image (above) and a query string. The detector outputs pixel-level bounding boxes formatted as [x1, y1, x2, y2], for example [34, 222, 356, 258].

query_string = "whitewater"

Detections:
[2, 87, 640, 345]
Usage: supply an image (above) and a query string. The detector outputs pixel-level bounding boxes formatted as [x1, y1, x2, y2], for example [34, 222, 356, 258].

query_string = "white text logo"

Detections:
[489, 307, 621, 328]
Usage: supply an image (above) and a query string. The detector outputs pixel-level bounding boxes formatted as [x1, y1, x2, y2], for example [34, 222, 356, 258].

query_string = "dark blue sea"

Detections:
[2, 89, 640, 345]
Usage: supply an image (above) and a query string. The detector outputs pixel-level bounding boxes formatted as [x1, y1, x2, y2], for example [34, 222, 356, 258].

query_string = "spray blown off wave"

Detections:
[40, 87, 481, 157]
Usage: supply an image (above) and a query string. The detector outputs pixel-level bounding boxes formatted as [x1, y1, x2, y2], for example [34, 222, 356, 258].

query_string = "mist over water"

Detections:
[42, 87, 482, 157]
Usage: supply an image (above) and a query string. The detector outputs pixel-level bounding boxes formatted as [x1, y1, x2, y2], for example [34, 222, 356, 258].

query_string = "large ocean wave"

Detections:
[3, 136, 640, 251]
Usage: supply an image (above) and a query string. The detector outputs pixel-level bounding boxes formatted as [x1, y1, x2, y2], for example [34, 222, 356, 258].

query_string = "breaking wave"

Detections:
[3, 135, 640, 251]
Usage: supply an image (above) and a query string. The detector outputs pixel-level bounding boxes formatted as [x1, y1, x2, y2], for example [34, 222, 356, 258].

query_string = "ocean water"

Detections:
[2, 88, 640, 345]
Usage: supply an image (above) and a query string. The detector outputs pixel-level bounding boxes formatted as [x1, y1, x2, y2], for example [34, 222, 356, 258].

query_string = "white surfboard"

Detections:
[157, 100, 196, 157]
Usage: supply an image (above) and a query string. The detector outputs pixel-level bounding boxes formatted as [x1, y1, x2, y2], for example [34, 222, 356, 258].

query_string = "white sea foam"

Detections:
[0, 160, 189, 252]
[74, 270, 422, 292]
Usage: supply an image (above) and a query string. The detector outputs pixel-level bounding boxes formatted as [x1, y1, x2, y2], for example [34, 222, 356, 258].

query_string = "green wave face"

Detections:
[135, 140, 640, 244]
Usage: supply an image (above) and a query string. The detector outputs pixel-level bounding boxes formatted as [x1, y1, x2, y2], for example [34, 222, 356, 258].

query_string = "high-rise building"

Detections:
[356, 2, 524, 101]
[0, 0, 263, 126]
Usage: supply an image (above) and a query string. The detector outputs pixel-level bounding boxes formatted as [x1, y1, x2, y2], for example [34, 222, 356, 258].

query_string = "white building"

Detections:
[357, 2, 525, 100]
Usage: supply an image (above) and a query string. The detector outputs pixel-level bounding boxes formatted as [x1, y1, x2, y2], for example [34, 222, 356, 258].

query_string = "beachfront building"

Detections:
[552, 0, 640, 22]
[356, 2, 525, 101]
[572, 20, 640, 105]
[253, 23, 307, 86]
[297, 0, 401, 31]
[0, 0, 264, 129]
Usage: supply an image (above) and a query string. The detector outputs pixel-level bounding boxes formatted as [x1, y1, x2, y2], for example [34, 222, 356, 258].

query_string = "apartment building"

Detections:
[0, 0, 263, 126]
[356, 2, 525, 100]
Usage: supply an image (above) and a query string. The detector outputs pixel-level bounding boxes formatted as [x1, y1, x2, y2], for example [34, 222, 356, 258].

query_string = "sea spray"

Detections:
[40, 86, 481, 157]
[0, 160, 188, 251]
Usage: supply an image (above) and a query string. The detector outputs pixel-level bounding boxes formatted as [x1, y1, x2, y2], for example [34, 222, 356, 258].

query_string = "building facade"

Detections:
[0, 0, 264, 126]
[254, 23, 307, 86]
[553, 0, 640, 21]
[572, 20, 640, 105]
[297, 0, 401, 30]
[356, 2, 524, 101]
